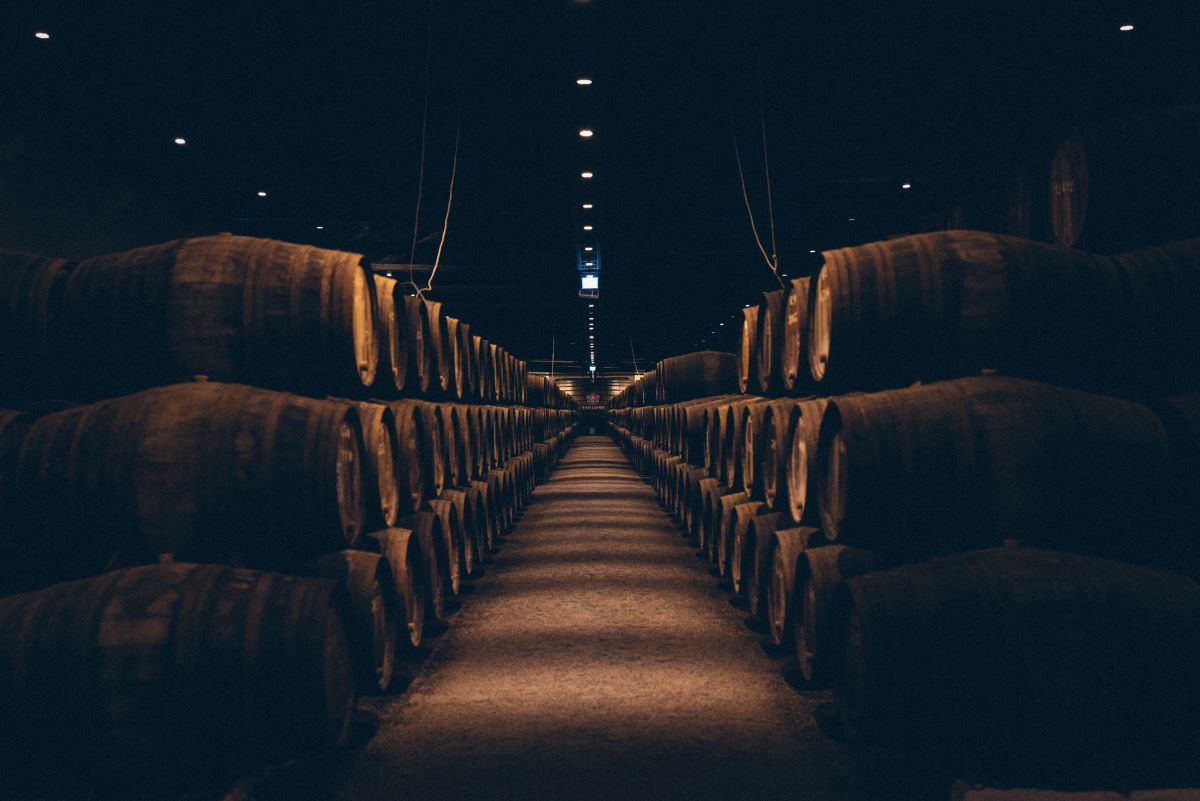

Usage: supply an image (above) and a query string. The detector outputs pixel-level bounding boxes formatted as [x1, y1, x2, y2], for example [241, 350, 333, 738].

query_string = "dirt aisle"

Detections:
[335, 436, 891, 801]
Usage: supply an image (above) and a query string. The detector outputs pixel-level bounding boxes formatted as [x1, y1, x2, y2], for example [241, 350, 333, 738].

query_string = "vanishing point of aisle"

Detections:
[339, 436, 887, 801]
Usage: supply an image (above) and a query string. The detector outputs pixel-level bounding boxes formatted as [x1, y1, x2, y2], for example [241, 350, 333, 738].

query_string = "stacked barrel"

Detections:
[0, 234, 577, 793]
[610, 231, 1200, 789]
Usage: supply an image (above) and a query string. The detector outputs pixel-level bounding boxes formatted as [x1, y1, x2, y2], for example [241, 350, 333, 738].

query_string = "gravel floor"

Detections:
[331, 436, 914, 801]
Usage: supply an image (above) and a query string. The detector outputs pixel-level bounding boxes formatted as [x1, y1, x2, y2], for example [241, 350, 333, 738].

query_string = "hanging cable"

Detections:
[629, 335, 642, 377]
[752, 1, 780, 272]
[407, 0, 435, 295]
[417, 121, 460, 299]
[732, 119, 785, 289]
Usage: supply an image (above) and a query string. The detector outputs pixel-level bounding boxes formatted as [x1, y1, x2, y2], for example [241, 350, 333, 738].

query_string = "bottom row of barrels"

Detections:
[619, 426, 1200, 789]
[0, 426, 577, 793]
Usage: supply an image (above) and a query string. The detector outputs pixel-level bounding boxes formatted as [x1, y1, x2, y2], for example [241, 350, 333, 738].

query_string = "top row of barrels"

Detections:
[0, 234, 573, 409]
[613, 230, 1200, 407]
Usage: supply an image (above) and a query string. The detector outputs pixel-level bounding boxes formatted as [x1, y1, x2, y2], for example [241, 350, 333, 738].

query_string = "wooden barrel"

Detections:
[729, 503, 768, 594]
[441, 488, 481, 578]
[1000, 159, 1052, 243]
[485, 471, 507, 543]
[744, 511, 784, 617]
[0, 564, 355, 784]
[401, 295, 433, 395]
[808, 231, 1118, 391]
[742, 400, 791, 501]
[722, 398, 769, 489]
[780, 277, 813, 395]
[833, 548, 1200, 784]
[1051, 106, 1200, 253]
[816, 377, 1176, 564]
[453, 319, 473, 399]
[423, 498, 462, 595]
[411, 401, 446, 499]
[62, 235, 377, 398]
[467, 405, 487, 479]
[489, 344, 505, 403]
[699, 482, 731, 552]
[468, 480, 496, 553]
[304, 549, 398, 692]
[372, 275, 408, 395]
[12, 383, 365, 586]
[708, 490, 745, 570]
[336, 401, 400, 530]
[0, 252, 74, 402]
[478, 338, 495, 402]
[755, 289, 787, 395]
[439, 404, 464, 489]
[443, 316, 466, 400]
[794, 544, 888, 685]
[781, 398, 830, 524]
[765, 526, 821, 648]
[377, 400, 426, 516]
[690, 477, 720, 541]
[738, 305, 759, 393]
[397, 511, 447, 623]
[657, 352, 739, 404]
[421, 299, 457, 398]
[368, 528, 426, 652]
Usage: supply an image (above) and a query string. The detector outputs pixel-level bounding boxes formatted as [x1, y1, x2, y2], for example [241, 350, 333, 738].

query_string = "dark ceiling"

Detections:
[3, 1, 1198, 378]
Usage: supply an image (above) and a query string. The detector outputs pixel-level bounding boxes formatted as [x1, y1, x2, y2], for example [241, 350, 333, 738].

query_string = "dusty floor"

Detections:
[329, 436, 917, 801]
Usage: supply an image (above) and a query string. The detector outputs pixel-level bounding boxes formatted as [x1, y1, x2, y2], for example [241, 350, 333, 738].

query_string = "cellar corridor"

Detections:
[329, 435, 886, 801]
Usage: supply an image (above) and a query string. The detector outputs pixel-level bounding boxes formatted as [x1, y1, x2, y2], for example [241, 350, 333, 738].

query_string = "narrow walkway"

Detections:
[337, 436, 887, 801]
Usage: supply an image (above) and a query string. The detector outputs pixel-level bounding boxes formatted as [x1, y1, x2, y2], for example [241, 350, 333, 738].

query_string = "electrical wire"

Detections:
[418, 121, 460, 298]
[731, 120, 785, 288]
[407, 0, 435, 295]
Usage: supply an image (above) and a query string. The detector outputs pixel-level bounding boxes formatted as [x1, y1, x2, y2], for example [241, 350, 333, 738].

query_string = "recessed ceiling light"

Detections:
[34, 32, 50, 39]
[316, 225, 324, 230]
[579, 129, 594, 138]
[901, 183, 912, 190]
[584, 246, 593, 252]
[848, 217, 856, 221]
[1119, 24, 1134, 31]
[577, 77, 593, 86]
[257, 191, 268, 197]
[581, 171, 594, 179]
[174, 137, 187, 145]
[582, 203, 593, 209]
[809, 249, 817, 253]
[583, 225, 593, 231]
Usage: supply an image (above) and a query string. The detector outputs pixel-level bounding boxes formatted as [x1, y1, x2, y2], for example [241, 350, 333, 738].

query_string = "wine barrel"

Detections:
[422, 299, 457, 398]
[742, 400, 794, 501]
[468, 480, 496, 553]
[729, 503, 768, 594]
[816, 377, 1176, 564]
[377, 400, 426, 516]
[723, 397, 769, 490]
[401, 295, 433, 395]
[423, 498, 462, 595]
[755, 289, 787, 395]
[781, 398, 830, 524]
[443, 316, 466, 400]
[12, 383, 365, 587]
[304, 549, 398, 692]
[794, 544, 888, 685]
[712, 490, 749, 564]
[738, 305, 760, 393]
[1000, 159, 1052, 243]
[699, 482, 731, 552]
[334, 401, 400, 530]
[809, 230, 1119, 391]
[833, 548, 1200, 784]
[397, 511, 447, 623]
[62, 235, 377, 398]
[1051, 106, 1200, 253]
[765, 526, 821, 648]
[0, 252, 74, 401]
[368, 528, 426, 652]
[744, 511, 784, 616]
[372, 275, 408, 395]
[453, 318, 473, 399]
[780, 277, 813, 395]
[411, 401, 446, 498]
[441, 488, 480, 578]
[0, 564, 355, 785]
[440, 403, 464, 489]
[690, 477, 720, 541]
[657, 351, 739, 404]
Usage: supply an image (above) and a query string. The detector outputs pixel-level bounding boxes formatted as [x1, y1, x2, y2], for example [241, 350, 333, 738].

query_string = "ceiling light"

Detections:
[580, 171, 594, 179]
[901, 183, 912, 189]
[316, 225, 324, 230]
[579, 129, 594, 138]
[1119, 24, 1134, 31]
[257, 191, 268, 197]
[174, 137, 187, 145]
[583, 225, 593, 231]
[584, 246, 593, 252]
[719, 322, 724, 326]
[582, 203, 593, 209]
[577, 77, 593, 85]
[848, 217, 856, 221]
[809, 249, 817, 253]
[34, 32, 50, 39]
[588, 304, 594, 307]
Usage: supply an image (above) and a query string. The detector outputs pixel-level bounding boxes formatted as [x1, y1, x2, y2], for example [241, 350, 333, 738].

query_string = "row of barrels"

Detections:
[610, 376, 1200, 785]
[611, 231, 1200, 407]
[0, 234, 573, 408]
[0, 383, 578, 793]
